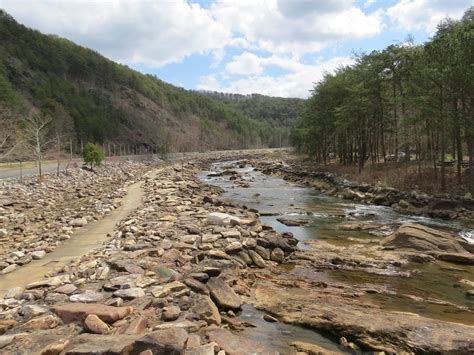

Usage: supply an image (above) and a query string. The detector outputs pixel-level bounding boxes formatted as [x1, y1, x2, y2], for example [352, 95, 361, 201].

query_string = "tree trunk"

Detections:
[439, 86, 446, 192]
[468, 137, 474, 195]
[453, 98, 463, 184]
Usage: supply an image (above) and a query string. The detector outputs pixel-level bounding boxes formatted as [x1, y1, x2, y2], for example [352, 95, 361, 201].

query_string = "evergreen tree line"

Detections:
[291, 8, 473, 193]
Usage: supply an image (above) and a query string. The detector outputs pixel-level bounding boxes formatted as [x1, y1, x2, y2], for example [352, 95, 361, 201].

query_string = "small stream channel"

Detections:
[198, 160, 474, 353]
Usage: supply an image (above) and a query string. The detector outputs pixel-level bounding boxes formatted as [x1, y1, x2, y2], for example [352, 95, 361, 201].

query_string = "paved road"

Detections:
[0, 155, 159, 180]
[0, 160, 82, 180]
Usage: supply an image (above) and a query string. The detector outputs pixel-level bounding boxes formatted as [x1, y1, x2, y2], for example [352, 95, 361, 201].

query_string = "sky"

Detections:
[0, 0, 471, 98]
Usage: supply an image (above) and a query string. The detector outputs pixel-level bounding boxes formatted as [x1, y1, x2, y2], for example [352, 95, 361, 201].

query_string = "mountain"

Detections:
[200, 91, 305, 128]
[200, 91, 305, 146]
[0, 10, 286, 155]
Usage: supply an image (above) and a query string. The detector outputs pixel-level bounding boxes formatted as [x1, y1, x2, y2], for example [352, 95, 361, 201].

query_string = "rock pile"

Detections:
[0, 162, 297, 353]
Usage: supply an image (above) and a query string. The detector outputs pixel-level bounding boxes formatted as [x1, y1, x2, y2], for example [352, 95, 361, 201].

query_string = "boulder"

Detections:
[31, 250, 46, 260]
[21, 315, 61, 330]
[113, 287, 145, 299]
[0, 335, 15, 349]
[207, 329, 277, 355]
[381, 224, 469, 254]
[70, 217, 88, 227]
[84, 314, 110, 334]
[191, 296, 221, 326]
[52, 303, 133, 323]
[224, 241, 243, 253]
[151, 281, 187, 298]
[290, 341, 343, 355]
[70, 290, 105, 303]
[270, 248, 285, 263]
[205, 212, 241, 226]
[105, 274, 143, 290]
[133, 328, 188, 354]
[248, 250, 266, 268]
[21, 305, 48, 319]
[277, 217, 310, 226]
[162, 306, 180, 321]
[4, 287, 24, 299]
[207, 277, 241, 310]
[1, 264, 16, 275]
[255, 245, 270, 260]
[26, 275, 68, 289]
[184, 278, 209, 295]
[61, 334, 138, 354]
[55, 284, 78, 295]
[121, 316, 148, 335]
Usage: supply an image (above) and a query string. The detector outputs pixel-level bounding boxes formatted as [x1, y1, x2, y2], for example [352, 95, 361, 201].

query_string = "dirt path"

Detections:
[0, 170, 157, 297]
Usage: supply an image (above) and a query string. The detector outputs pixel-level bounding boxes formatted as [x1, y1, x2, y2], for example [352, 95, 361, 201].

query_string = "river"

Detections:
[199, 160, 474, 352]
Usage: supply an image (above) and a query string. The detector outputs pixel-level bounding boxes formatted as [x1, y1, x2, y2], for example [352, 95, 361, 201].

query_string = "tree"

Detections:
[82, 143, 105, 171]
[0, 106, 18, 160]
[292, 7, 473, 193]
[19, 109, 53, 177]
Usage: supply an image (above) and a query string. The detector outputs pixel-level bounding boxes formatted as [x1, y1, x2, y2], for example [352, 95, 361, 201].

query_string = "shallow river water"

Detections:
[199, 161, 474, 352]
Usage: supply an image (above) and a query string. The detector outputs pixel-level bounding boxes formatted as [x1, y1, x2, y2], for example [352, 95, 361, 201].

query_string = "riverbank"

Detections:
[251, 153, 474, 222]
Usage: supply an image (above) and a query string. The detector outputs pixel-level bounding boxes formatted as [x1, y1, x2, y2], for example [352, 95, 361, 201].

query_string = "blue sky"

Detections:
[0, 0, 471, 98]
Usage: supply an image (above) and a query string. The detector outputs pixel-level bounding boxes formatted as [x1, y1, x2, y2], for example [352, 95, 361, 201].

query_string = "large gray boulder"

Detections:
[381, 224, 469, 254]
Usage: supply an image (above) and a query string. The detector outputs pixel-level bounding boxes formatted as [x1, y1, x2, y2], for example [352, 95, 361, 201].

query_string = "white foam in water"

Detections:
[459, 231, 474, 244]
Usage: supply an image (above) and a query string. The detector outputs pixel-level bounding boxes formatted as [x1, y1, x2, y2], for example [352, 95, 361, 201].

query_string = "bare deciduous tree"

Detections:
[19, 109, 53, 177]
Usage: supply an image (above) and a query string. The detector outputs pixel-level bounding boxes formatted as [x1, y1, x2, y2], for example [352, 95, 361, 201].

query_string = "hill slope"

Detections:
[0, 11, 281, 155]
[200, 91, 305, 146]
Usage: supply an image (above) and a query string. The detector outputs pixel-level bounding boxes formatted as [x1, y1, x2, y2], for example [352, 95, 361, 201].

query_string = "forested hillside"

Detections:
[292, 8, 473, 193]
[201, 91, 305, 147]
[0, 10, 281, 158]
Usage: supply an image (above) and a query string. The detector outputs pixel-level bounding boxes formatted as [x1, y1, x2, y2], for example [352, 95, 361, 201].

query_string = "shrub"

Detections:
[82, 143, 105, 170]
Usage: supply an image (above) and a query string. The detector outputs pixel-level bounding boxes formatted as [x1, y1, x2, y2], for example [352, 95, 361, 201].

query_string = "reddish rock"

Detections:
[52, 303, 133, 324]
[207, 277, 241, 310]
[122, 316, 149, 335]
[207, 329, 277, 355]
[84, 314, 110, 334]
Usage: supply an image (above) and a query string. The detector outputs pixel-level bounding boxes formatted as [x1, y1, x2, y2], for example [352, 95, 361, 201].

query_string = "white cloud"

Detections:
[0, 0, 233, 66]
[199, 56, 353, 98]
[211, 0, 384, 55]
[225, 52, 264, 75]
[387, 0, 472, 32]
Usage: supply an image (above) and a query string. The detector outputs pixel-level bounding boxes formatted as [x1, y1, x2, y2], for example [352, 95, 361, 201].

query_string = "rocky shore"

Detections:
[252, 157, 474, 222]
[0, 162, 153, 276]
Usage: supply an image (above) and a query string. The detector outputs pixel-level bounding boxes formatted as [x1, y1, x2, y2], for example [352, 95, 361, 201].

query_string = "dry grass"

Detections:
[300, 158, 469, 197]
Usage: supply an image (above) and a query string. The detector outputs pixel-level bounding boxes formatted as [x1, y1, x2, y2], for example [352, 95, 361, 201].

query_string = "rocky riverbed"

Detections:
[1, 152, 473, 354]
